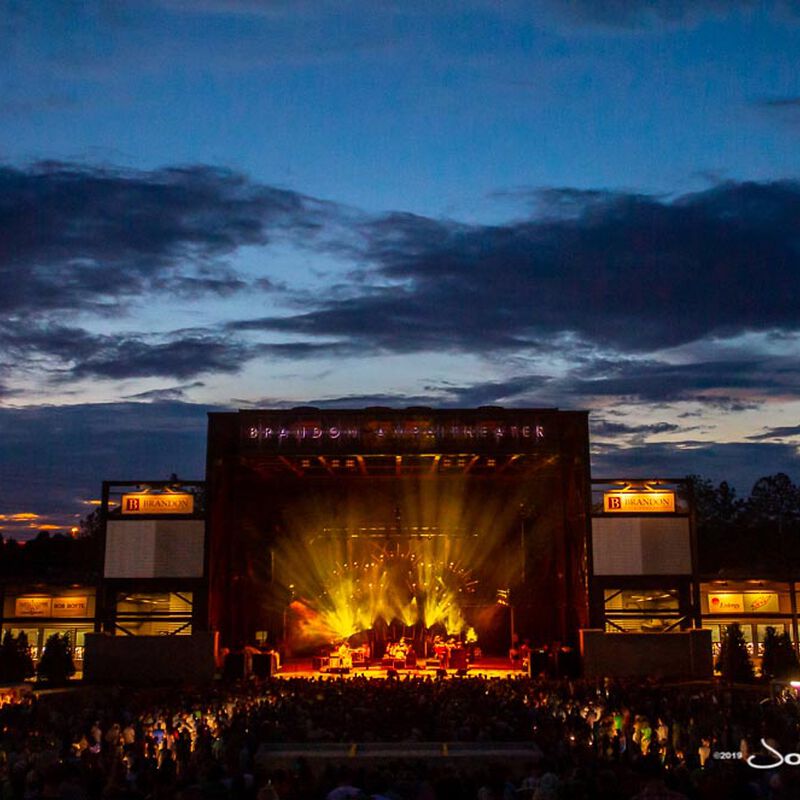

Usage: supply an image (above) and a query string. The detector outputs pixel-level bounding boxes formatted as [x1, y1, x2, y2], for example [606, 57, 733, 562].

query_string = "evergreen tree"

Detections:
[0, 630, 35, 683]
[0, 631, 15, 683]
[686, 475, 746, 571]
[746, 474, 800, 568]
[761, 626, 778, 680]
[773, 631, 800, 679]
[16, 631, 35, 681]
[37, 633, 76, 685]
[761, 627, 799, 680]
[716, 623, 755, 683]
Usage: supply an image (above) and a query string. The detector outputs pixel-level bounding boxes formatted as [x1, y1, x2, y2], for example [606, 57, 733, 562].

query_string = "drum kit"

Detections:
[328, 642, 355, 673]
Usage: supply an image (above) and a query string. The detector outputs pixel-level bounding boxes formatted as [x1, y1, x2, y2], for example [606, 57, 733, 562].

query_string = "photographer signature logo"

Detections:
[747, 740, 800, 769]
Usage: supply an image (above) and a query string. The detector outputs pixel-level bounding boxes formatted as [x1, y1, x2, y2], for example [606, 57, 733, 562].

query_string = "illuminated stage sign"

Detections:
[121, 493, 194, 515]
[603, 491, 676, 514]
[241, 411, 547, 454]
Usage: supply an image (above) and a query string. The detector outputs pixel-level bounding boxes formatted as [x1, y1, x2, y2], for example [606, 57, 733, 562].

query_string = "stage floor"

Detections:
[275, 656, 525, 680]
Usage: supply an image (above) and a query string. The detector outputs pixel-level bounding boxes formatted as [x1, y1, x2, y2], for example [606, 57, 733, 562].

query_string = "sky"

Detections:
[2, 0, 800, 537]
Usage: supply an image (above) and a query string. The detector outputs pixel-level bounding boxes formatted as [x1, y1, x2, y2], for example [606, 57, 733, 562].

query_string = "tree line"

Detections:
[688, 473, 800, 574]
[0, 510, 101, 580]
[0, 630, 75, 685]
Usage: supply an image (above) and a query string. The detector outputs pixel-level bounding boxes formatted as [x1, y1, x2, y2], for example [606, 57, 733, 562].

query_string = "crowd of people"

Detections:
[1, 674, 800, 799]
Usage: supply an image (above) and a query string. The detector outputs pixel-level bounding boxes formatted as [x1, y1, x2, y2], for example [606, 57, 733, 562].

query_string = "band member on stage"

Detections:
[387, 640, 408, 660]
[433, 635, 449, 668]
[334, 640, 353, 670]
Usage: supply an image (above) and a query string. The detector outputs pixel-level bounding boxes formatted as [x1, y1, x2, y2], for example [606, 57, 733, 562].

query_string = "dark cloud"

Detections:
[122, 382, 206, 402]
[10, 164, 800, 375]
[5, 161, 800, 413]
[545, 1, 796, 29]
[0, 320, 250, 381]
[272, 354, 799, 412]
[0, 161, 323, 316]
[757, 96, 800, 109]
[0, 402, 216, 523]
[564, 356, 799, 404]
[592, 420, 681, 437]
[274, 377, 558, 410]
[233, 392, 448, 410]
[299, 377, 557, 409]
[592, 441, 800, 494]
[755, 96, 800, 127]
[389, 355, 800, 411]
[255, 341, 358, 359]
[419, 376, 557, 407]
[234, 180, 800, 355]
[68, 335, 250, 380]
[748, 424, 800, 441]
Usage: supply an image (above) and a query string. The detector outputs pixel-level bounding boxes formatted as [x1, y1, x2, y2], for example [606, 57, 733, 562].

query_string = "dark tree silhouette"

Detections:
[688, 473, 800, 573]
[686, 475, 746, 571]
[0, 630, 35, 683]
[716, 623, 755, 684]
[748, 474, 800, 524]
[744, 474, 800, 569]
[0, 514, 101, 581]
[761, 626, 800, 681]
[37, 633, 76, 685]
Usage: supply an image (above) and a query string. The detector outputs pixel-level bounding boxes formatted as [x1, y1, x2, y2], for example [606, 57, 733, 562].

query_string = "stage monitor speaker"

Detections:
[449, 648, 467, 670]
[456, 668, 468, 677]
[557, 647, 580, 679]
[223, 652, 245, 681]
[312, 656, 328, 671]
[387, 668, 399, 680]
[435, 668, 447, 679]
[530, 649, 548, 677]
[251, 653, 274, 679]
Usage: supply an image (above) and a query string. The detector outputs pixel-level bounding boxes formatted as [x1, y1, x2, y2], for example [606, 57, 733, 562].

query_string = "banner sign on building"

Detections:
[707, 592, 780, 614]
[603, 491, 676, 514]
[708, 592, 744, 613]
[121, 493, 194, 515]
[52, 596, 89, 617]
[745, 592, 780, 613]
[15, 597, 52, 617]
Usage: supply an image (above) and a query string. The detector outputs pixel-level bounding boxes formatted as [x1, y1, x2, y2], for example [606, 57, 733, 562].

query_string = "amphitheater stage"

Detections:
[273, 656, 526, 680]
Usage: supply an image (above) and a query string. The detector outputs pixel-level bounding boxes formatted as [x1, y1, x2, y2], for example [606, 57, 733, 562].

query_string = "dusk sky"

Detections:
[3, 0, 800, 537]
